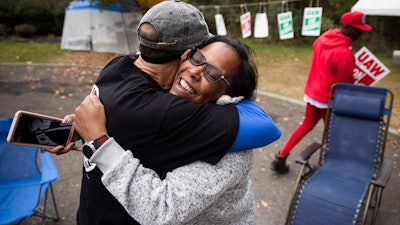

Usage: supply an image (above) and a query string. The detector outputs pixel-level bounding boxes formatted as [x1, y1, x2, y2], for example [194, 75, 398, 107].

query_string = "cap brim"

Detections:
[355, 24, 372, 31]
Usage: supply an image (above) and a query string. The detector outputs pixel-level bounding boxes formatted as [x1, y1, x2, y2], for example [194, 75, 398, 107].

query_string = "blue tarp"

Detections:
[66, 0, 139, 13]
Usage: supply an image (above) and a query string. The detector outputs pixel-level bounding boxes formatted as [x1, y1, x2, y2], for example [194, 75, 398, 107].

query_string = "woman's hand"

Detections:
[73, 94, 108, 142]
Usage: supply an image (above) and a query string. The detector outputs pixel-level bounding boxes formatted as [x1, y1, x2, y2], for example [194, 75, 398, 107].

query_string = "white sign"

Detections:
[254, 12, 269, 38]
[240, 12, 252, 39]
[277, 12, 294, 40]
[215, 14, 227, 36]
[301, 7, 322, 36]
[354, 46, 390, 86]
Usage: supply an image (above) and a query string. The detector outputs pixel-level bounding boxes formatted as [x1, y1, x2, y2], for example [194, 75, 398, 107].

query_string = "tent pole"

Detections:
[119, 4, 132, 54]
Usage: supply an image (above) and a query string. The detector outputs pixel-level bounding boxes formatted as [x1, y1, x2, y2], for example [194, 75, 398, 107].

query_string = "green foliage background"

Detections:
[0, 0, 70, 35]
[186, 0, 399, 55]
[0, 0, 398, 55]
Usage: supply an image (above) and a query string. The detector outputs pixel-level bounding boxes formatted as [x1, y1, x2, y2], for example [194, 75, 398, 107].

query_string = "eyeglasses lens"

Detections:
[188, 48, 225, 83]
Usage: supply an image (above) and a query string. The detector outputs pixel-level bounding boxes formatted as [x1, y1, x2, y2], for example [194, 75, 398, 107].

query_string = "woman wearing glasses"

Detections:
[171, 36, 255, 103]
[70, 35, 280, 225]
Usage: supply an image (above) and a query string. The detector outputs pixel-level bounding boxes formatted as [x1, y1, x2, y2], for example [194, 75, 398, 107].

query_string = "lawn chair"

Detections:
[285, 83, 394, 225]
[0, 117, 60, 225]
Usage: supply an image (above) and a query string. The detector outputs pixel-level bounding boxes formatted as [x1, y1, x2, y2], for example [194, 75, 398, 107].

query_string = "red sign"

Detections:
[353, 47, 390, 86]
[240, 12, 251, 39]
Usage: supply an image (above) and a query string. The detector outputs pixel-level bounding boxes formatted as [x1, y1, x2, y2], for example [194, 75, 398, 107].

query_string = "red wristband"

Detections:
[93, 134, 110, 149]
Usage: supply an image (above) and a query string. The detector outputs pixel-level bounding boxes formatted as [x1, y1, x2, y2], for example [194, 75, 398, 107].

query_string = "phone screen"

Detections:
[10, 113, 72, 147]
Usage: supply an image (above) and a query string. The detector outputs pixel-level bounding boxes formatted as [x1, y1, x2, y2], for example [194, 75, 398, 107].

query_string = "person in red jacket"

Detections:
[270, 11, 372, 174]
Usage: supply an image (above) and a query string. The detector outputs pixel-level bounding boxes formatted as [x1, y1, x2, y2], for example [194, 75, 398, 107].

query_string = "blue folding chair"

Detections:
[0, 117, 60, 225]
[285, 83, 394, 225]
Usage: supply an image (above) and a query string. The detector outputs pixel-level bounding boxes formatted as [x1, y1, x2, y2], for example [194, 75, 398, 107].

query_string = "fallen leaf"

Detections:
[260, 200, 269, 208]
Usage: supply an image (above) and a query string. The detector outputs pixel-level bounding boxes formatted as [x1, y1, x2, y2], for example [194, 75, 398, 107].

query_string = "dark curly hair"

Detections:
[199, 35, 258, 99]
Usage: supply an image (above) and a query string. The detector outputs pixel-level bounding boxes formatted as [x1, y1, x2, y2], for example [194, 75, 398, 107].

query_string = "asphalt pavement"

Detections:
[1, 63, 399, 225]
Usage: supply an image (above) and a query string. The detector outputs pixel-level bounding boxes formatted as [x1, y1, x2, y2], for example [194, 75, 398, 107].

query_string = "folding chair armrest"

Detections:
[372, 157, 393, 187]
[295, 142, 322, 165]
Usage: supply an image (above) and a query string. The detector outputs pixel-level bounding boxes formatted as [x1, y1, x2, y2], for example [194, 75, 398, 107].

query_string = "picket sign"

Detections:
[254, 12, 269, 38]
[301, 7, 322, 36]
[240, 11, 252, 38]
[277, 11, 294, 40]
[354, 46, 390, 86]
[215, 14, 227, 36]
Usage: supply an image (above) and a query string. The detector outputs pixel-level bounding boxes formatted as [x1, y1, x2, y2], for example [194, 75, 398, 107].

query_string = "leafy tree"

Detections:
[0, 0, 70, 35]
[97, 0, 162, 14]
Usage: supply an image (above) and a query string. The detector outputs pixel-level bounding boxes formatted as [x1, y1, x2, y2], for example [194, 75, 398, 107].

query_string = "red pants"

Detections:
[278, 103, 327, 157]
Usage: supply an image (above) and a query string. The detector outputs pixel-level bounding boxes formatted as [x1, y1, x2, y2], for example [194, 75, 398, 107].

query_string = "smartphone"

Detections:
[7, 110, 75, 148]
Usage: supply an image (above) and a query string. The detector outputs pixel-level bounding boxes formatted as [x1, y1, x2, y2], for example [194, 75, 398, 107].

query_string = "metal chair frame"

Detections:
[285, 83, 394, 225]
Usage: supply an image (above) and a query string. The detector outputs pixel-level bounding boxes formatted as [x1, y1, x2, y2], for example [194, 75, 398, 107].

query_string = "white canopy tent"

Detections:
[351, 0, 400, 16]
[61, 0, 142, 54]
[352, 0, 400, 64]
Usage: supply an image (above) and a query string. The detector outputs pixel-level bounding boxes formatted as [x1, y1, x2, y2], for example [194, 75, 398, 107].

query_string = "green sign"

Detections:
[277, 11, 294, 40]
[301, 7, 323, 36]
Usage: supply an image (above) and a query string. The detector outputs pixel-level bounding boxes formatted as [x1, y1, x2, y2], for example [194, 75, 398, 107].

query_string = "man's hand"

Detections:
[74, 94, 108, 142]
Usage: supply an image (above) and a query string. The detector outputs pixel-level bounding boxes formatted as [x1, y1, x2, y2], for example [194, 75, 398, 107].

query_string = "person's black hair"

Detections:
[200, 35, 258, 99]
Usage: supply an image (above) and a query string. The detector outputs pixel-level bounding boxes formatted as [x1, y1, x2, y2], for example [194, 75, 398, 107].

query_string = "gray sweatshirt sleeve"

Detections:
[90, 139, 252, 225]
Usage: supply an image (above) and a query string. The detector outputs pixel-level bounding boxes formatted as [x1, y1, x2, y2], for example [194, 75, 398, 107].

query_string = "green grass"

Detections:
[244, 40, 312, 99]
[0, 42, 63, 62]
[0, 39, 399, 130]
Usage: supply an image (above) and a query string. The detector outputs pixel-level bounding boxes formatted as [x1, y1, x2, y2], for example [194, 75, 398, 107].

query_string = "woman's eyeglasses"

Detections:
[184, 47, 233, 90]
